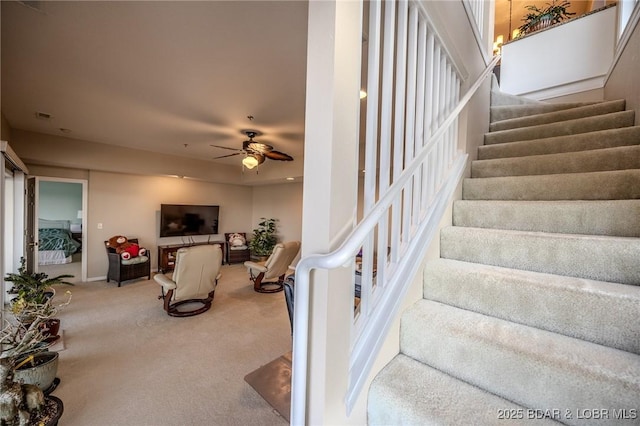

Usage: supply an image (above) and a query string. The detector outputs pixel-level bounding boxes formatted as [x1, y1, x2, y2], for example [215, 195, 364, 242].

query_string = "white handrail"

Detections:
[290, 53, 500, 425]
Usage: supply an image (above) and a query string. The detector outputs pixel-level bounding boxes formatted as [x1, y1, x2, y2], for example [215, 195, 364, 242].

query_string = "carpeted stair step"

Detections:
[489, 99, 626, 132]
[368, 354, 560, 425]
[440, 226, 640, 285]
[453, 200, 640, 237]
[490, 87, 543, 107]
[478, 126, 640, 160]
[423, 258, 640, 354]
[490, 101, 600, 123]
[484, 110, 635, 145]
[399, 300, 640, 426]
[471, 145, 640, 178]
[463, 169, 640, 201]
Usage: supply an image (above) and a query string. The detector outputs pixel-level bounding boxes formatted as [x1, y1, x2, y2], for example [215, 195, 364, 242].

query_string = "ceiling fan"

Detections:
[211, 130, 293, 169]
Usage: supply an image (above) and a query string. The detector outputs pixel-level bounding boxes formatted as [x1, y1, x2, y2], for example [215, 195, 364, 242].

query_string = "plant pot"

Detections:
[250, 254, 269, 262]
[14, 351, 59, 391]
[532, 14, 553, 32]
[30, 395, 64, 426]
[40, 318, 61, 343]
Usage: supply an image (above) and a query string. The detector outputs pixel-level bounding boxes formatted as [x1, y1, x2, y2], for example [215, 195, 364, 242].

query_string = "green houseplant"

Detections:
[5, 258, 73, 307]
[5, 258, 73, 336]
[248, 218, 278, 258]
[518, 1, 575, 36]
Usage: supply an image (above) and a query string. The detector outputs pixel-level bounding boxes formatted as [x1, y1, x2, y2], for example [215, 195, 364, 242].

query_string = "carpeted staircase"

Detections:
[368, 89, 640, 424]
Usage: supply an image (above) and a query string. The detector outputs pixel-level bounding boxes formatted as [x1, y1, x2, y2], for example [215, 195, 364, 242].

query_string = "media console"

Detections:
[157, 241, 227, 273]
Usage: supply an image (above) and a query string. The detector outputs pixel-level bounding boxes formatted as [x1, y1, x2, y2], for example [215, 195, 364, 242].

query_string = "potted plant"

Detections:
[5, 258, 74, 306]
[5, 258, 73, 342]
[0, 302, 65, 425]
[517, 1, 575, 36]
[248, 218, 278, 261]
[6, 290, 72, 387]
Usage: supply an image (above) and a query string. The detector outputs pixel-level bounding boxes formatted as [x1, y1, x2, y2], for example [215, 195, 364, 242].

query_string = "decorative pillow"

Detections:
[228, 233, 247, 249]
[121, 255, 149, 265]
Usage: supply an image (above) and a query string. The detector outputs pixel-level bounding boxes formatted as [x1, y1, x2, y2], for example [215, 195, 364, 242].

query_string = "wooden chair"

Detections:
[104, 238, 151, 287]
[154, 244, 223, 317]
[244, 241, 300, 293]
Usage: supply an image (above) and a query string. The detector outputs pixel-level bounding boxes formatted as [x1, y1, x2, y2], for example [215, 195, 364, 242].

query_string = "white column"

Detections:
[299, 0, 363, 424]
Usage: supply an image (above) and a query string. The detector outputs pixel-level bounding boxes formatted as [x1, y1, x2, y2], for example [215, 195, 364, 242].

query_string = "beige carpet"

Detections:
[51, 263, 291, 426]
[39, 252, 82, 284]
[369, 95, 640, 423]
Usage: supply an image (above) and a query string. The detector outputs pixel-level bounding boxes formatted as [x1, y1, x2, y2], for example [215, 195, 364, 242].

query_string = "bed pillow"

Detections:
[38, 219, 71, 230]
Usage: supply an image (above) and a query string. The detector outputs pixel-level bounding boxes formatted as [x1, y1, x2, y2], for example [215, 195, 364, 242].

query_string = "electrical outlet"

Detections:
[97, 223, 103, 229]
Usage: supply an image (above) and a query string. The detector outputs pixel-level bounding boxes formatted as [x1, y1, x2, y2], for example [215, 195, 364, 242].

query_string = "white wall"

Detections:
[501, 6, 617, 100]
[39, 181, 83, 224]
[88, 171, 253, 279]
[26, 165, 254, 279]
[606, 4, 640, 123]
[25, 168, 306, 280]
[250, 181, 303, 263]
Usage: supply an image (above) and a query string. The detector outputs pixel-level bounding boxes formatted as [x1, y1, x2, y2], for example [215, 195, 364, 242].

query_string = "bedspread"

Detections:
[39, 228, 81, 257]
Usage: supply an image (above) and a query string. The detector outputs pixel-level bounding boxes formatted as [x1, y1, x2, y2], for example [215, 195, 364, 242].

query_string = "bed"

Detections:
[38, 219, 81, 265]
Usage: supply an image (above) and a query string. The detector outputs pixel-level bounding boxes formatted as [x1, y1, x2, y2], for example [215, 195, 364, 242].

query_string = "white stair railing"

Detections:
[290, 1, 499, 423]
[464, 0, 485, 36]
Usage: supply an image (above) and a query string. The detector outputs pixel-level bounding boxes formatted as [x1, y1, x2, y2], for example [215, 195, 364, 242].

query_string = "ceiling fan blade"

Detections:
[212, 152, 241, 160]
[247, 141, 273, 154]
[264, 150, 293, 161]
[210, 144, 242, 151]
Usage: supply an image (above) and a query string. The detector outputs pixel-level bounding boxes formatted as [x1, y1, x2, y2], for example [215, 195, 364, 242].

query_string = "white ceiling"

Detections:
[1, 1, 309, 169]
[2, 0, 603, 177]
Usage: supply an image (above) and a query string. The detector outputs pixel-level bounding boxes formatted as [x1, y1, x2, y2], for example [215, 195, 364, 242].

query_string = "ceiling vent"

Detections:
[35, 111, 53, 120]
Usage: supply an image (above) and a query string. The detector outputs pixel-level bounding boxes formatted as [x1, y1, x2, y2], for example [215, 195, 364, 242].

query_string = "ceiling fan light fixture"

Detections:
[242, 155, 259, 169]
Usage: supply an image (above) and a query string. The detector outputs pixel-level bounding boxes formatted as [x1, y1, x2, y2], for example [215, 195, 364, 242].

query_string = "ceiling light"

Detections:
[360, 90, 367, 99]
[286, 177, 295, 181]
[493, 34, 504, 55]
[242, 155, 259, 169]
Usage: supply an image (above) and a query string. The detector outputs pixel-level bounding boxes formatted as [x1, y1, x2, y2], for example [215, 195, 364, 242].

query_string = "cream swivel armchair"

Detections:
[244, 241, 301, 293]
[154, 244, 223, 317]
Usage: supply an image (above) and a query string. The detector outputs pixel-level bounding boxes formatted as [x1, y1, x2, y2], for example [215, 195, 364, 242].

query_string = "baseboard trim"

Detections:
[517, 76, 606, 101]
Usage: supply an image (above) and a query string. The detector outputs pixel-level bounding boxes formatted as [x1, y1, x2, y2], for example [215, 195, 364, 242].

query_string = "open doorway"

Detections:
[33, 177, 87, 283]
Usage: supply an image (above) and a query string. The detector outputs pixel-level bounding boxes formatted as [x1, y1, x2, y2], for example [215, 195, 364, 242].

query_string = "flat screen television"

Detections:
[159, 204, 219, 237]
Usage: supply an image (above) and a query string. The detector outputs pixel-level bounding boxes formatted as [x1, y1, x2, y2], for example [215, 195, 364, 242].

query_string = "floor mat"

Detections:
[244, 351, 291, 422]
